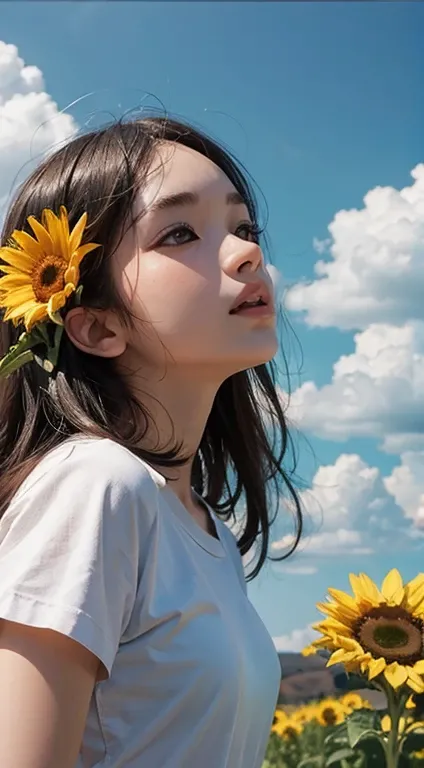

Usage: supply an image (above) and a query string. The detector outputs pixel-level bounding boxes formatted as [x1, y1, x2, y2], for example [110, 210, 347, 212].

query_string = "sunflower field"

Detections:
[264, 692, 424, 767]
[264, 569, 424, 767]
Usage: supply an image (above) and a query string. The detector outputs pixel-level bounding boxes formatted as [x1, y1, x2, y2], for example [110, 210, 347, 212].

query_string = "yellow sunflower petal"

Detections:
[358, 573, 384, 604]
[313, 619, 352, 636]
[367, 657, 386, 680]
[57, 207, 70, 261]
[24, 303, 48, 331]
[64, 265, 78, 285]
[407, 667, 424, 691]
[407, 676, 424, 694]
[384, 662, 408, 690]
[349, 573, 380, 607]
[4, 299, 40, 324]
[10, 230, 43, 260]
[406, 581, 424, 614]
[406, 695, 416, 709]
[301, 645, 317, 657]
[405, 573, 424, 598]
[312, 636, 335, 650]
[327, 588, 362, 618]
[59, 206, 70, 242]
[381, 715, 391, 733]
[0, 264, 22, 275]
[412, 660, 424, 675]
[0, 246, 36, 274]
[0, 273, 32, 291]
[27, 216, 54, 254]
[69, 241, 100, 271]
[69, 211, 88, 253]
[381, 569, 404, 606]
[316, 601, 356, 626]
[405, 720, 424, 733]
[42, 210, 62, 257]
[1, 286, 35, 309]
[47, 284, 74, 319]
[327, 648, 359, 667]
[360, 654, 373, 673]
[335, 636, 364, 654]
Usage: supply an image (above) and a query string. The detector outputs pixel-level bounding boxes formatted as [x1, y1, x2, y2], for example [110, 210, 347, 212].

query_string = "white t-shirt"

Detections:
[0, 437, 281, 768]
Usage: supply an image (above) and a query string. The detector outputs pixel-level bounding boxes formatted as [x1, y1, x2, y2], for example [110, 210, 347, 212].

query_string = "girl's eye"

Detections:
[155, 221, 262, 248]
[157, 225, 199, 247]
[236, 222, 261, 243]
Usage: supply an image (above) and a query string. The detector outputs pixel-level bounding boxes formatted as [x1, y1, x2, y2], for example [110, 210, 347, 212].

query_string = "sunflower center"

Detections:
[356, 605, 423, 663]
[32, 255, 67, 303]
[321, 708, 337, 726]
[374, 625, 409, 648]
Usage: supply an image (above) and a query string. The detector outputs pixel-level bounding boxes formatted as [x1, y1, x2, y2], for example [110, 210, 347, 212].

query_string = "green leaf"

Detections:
[326, 748, 356, 766]
[357, 737, 386, 765]
[0, 331, 37, 377]
[346, 711, 381, 749]
[324, 723, 348, 746]
[298, 757, 323, 768]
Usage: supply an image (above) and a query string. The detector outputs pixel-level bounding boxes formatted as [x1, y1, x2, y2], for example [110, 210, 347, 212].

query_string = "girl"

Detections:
[0, 116, 302, 768]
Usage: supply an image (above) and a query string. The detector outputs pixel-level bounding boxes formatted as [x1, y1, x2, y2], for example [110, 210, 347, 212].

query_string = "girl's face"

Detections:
[114, 142, 277, 378]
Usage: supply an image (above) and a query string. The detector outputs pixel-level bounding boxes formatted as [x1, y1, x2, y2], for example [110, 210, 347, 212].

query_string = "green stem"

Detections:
[384, 685, 403, 768]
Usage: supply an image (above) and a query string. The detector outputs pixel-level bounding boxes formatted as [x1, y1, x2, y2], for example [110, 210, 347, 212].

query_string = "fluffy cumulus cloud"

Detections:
[282, 164, 424, 545]
[286, 165, 424, 330]
[287, 321, 424, 453]
[383, 451, 424, 527]
[273, 624, 316, 653]
[271, 453, 417, 556]
[0, 41, 77, 218]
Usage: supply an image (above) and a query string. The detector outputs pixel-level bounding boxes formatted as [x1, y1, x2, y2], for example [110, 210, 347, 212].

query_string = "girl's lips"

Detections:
[230, 302, 275, 318]
[229, 280, 272, 314]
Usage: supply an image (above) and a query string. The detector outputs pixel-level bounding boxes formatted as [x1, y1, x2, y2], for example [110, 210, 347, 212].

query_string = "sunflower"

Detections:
[310, 569, 424, 694]
[276, 718, 302, 740]
[0, 206, 100, 331]
[316, 698, 346, 727]
[340, 692, 369, 712]
[292, 704, 317, 726]
[272, 709, 288, 726]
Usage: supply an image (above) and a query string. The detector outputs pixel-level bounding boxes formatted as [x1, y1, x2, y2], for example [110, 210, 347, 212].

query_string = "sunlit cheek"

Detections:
[128, 267, 215, 332]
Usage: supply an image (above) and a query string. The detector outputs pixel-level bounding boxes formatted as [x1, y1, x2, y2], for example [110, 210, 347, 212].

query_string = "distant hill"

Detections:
[277, 652, 385, 708]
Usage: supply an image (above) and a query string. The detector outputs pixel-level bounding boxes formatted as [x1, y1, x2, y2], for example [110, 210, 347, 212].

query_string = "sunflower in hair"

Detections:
[0, 206, 99, 331]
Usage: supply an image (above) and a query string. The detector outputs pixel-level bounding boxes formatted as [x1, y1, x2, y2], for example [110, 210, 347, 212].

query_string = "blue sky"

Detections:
[1, 2, 424, 652]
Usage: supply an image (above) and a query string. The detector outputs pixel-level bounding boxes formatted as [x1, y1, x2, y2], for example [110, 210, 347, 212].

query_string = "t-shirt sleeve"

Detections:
[0, 440, 156, 679]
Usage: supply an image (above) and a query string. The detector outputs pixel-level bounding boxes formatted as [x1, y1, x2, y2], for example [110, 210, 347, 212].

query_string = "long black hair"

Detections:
[0, 115, 303, 580]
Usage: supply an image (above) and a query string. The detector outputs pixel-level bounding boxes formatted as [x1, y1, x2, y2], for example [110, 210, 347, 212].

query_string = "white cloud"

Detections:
[286, 165, 424, 330]
[312, 237, 332, 255]
[273, 624, 316, 653]
[287, 322, 424, 453]
[271, 452, 416, 556]
[298, 453, 382, 531]
[0, 41, 77, 218]
[273, 529, 374, 557]
[301, 529, 374, 555]
[384, 451, 424, 527]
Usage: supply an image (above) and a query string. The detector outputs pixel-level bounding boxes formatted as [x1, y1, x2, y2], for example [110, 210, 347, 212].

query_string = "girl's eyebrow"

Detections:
[147, 190, 246, 215]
